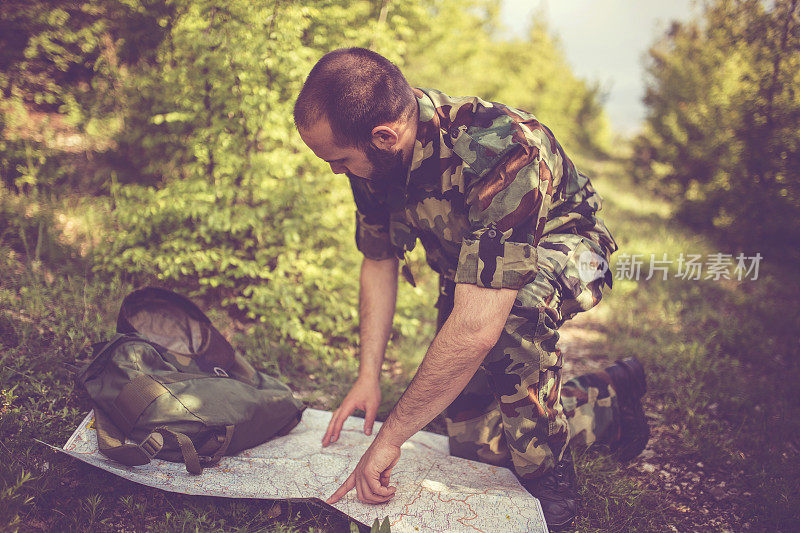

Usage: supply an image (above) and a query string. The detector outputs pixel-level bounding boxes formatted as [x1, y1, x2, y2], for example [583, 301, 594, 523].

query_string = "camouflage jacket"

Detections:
[348, 88, 617, 290]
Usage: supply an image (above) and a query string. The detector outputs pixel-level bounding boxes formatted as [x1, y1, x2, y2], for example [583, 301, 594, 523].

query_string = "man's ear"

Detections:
[370, 125, 399, 151]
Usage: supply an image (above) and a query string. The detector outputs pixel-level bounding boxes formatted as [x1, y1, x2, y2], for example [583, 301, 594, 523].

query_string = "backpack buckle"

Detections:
[139, 432, 164, 459]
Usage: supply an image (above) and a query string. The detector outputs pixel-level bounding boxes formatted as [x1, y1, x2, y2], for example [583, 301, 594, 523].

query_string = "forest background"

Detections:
[1, 0, 798, 531]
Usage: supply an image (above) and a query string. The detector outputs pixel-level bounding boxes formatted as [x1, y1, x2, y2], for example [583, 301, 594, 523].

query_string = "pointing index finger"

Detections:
[326, 472, 356, 504]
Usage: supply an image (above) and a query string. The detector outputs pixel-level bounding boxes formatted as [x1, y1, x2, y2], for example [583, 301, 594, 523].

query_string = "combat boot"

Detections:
[517, 445, 578, 531]
[604, 356, 650, 461]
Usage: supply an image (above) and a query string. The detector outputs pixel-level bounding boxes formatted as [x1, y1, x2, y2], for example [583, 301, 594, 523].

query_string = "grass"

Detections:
[2, 154, 799, 532]
[571, 157, 800, 531]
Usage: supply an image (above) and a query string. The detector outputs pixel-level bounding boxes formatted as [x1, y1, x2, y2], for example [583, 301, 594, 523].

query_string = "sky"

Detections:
[500, 0, 700, 136]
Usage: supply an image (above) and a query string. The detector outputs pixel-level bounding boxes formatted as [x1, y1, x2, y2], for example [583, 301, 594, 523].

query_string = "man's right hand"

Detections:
[322, 377, 381, 447]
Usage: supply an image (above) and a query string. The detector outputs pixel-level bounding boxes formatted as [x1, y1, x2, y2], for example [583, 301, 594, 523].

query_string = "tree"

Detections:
[632, 0, 800, 256]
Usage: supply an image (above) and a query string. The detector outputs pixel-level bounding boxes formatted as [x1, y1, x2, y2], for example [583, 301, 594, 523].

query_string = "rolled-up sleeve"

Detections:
[454, 144, 550, 289]
[355, 209, 394, 260]
[349, 175, 395, 261]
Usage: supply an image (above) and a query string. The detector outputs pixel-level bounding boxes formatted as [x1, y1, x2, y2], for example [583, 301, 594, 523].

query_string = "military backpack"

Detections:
[79, 287, 305, 474]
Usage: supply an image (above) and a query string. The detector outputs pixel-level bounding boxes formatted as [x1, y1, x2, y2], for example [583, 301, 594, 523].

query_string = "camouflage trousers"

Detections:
[439, 233, 619, 479]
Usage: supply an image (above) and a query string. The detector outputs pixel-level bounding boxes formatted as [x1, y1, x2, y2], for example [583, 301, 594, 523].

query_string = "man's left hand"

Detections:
[326, 437, 400, 505]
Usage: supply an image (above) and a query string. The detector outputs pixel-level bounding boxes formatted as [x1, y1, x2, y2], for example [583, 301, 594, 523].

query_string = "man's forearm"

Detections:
[376, 319, 492, 446]
[357, 257, 399, 381]
[376, 284, 518, 447]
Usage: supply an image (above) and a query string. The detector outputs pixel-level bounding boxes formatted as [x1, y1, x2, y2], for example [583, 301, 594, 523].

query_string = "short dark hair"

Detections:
[293, 48, 417, 147]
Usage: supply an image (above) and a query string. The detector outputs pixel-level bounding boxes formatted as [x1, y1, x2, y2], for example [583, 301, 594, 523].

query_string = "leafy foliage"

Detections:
[93, 0, 430, 363]
[402, 1, 612, 154]
[631, 0, 800, 258]
[0, 0, 608, 362]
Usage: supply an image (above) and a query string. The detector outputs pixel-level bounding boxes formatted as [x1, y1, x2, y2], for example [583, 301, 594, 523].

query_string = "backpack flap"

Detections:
[116, 287, 236, 376]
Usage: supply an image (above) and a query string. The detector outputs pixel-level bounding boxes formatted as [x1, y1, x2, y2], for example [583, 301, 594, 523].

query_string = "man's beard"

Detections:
[363, 143, 409, 209]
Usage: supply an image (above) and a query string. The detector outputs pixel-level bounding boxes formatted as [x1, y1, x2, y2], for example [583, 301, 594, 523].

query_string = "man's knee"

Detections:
[549, 234, 613, 321]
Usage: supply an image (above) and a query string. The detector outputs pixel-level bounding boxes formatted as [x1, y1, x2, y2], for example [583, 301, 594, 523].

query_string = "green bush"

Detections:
[631, 0, 800, 258]
[94, 0, 426, 362]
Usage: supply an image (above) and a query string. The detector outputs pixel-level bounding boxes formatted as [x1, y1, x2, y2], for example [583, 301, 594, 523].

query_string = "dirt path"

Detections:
[559, 311, 613, 378]
[560, 312, 752, 532]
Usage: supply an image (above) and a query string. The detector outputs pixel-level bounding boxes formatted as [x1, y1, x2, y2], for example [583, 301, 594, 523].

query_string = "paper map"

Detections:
[62, 409, 547, 532]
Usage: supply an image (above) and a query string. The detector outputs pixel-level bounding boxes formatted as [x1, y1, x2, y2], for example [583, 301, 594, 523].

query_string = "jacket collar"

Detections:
[405, 88, 444, 193]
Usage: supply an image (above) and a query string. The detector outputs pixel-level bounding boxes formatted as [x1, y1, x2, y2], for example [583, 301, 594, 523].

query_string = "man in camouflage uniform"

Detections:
[294, 48, 648, 530]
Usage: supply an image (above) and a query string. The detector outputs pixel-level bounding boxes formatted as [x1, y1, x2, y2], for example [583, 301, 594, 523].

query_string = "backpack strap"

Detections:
[113, 374, 171, 434]
[112, 372, 208, 434]
[94, 407, 207, 475]
[197, 425, 235, 467]
[151, 426, 203, 474]
[94, 407, 165, 467]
